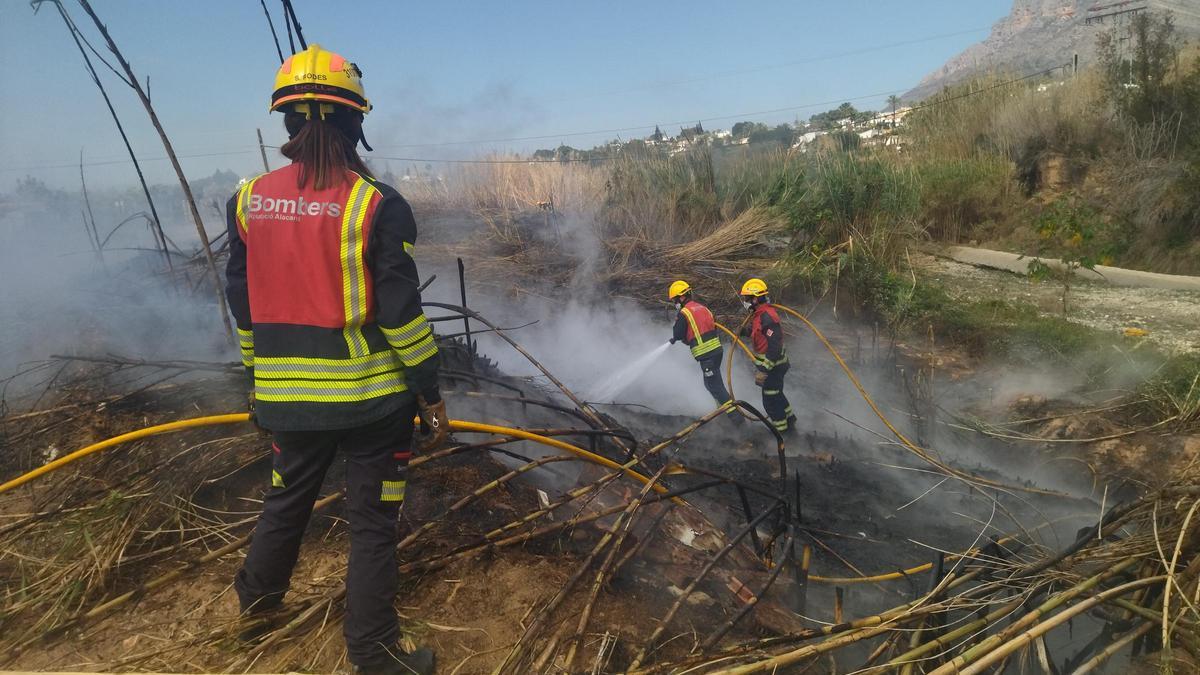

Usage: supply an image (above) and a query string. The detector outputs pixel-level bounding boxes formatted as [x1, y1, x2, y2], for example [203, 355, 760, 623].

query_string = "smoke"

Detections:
[371, 80, 547, 160]
[420, 270, 759, 418]
[0, 176, 234, 405]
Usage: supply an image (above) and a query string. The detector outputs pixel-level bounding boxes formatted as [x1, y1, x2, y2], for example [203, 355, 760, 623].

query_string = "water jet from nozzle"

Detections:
[587, 341, 672, 402]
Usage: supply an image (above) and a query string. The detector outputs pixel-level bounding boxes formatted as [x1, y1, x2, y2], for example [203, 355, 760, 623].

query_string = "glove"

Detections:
[247, 391, 268, 436]
[415, 395, 449, 453]
[754, 370, 768, 387]
[669, 337, 678, 345]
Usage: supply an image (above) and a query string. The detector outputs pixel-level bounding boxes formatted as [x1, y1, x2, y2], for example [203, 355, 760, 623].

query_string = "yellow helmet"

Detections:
[740, 278, 769, 297]
[668, 280, 692, 300]
[271, 44, 371, 115]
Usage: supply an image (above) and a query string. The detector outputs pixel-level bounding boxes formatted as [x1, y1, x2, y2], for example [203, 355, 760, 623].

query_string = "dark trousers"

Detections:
[698, 351, 734, 410]
[235, 403, 417, 666]
[760, 362, 793, 432]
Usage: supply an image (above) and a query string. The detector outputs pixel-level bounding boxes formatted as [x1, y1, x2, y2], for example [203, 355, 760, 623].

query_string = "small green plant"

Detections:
[1139, 353, 1200, 427]
[1025, 195, 1109, 314]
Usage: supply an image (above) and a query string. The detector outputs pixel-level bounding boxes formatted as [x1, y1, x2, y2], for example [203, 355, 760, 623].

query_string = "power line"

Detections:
[362, 88, 909, 152]
[5, 64, 1069, 173]
[546, 27, 990, 104]
[376, 155, 613, 165]
[901, 62, 1073, 115]
[0, 149, 258, 173]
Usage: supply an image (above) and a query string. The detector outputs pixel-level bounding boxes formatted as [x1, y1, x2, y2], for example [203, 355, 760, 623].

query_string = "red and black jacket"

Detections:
[748, 303, 787, 372]
[225, 164, 439, 431]
[671, 300, 723, 360]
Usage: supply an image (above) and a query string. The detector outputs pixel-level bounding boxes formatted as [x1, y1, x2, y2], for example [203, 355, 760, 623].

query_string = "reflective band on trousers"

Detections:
[381, 480, 406, 502]
[340, 179, 375, 358]
[681, 307, 721, 359]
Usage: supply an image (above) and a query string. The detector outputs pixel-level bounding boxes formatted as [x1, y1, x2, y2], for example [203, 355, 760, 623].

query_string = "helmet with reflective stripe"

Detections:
[668, 280, 692, 300]
[271, 44, 371, 115]
[740, 278, 769, 297]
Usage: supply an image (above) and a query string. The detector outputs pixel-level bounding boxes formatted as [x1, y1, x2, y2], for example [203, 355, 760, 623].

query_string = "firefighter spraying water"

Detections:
[667, 280, 740, 422]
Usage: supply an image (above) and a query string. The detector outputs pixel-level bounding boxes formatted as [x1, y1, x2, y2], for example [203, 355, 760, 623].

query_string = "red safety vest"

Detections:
[679, 301, 721, 359]
[234, 164, 417, 413]
[750, 303, 782, 356]
[237, 164, 383, 329]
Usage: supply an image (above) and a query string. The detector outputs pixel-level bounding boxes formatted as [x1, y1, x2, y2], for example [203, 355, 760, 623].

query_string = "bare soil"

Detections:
[912, 251, 1200, 354]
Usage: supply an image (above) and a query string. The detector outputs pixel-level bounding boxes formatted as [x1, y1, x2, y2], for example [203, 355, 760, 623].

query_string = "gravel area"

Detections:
[912, 252, 1200, 354]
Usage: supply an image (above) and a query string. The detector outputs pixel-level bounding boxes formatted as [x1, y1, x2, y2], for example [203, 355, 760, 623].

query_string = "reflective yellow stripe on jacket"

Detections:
[237, 328, 254, 368]
[755, 354, 789, 370]
[381, 315, 438, 367]
[340, 178, 375, 358]
[681, 307, 721, 359]
[253, 351, 407, 403]
[235, 177, 262, 234]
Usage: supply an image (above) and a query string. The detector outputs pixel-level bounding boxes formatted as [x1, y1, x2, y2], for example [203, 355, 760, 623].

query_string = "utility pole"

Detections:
[256, 129, 272, 173]
[75, 0, 234, 342]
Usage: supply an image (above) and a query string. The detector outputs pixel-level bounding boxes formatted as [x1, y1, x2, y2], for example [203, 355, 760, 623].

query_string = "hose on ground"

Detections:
[0, 410, 1038, 585]
[771, 303, 1065, 497]
[0, 414, 672, 501]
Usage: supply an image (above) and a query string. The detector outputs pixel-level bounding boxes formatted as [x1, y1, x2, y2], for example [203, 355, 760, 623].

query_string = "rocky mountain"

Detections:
[906, 0, 1200, 101]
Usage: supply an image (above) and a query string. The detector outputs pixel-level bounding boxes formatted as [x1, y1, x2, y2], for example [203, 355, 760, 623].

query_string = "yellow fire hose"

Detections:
[0, 414, 672, 500]
[771, 303, 1066, 497]
[0, 413, 251, 496]
[713, 320, 756, 420]
[0, 406, 1037, 585]
[720, 302, 1064, 498]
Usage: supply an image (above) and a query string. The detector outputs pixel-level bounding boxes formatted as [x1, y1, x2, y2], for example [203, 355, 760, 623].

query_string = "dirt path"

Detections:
[912, 250, 1200, 354]
[943, 245, 1200, 291]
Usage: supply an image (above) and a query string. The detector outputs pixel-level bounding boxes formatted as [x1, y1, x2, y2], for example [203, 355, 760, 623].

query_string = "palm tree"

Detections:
[886, 95, 902, 127]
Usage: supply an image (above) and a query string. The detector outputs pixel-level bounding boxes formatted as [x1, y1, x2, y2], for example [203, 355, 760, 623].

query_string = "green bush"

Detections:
[916, 157, 1016, 241]
[767, 153, 918, 241]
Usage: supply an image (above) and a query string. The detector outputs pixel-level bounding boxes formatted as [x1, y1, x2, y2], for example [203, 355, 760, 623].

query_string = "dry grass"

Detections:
[404, 157, 606, 217]
[660, 205, 787, 267]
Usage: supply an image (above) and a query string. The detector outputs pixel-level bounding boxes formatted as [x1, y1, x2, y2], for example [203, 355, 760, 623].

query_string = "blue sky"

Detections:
[1, 1, 1009, 188]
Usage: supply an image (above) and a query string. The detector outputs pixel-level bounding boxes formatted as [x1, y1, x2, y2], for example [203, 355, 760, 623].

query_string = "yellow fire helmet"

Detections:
[270, 44, 371, 116]
[740, 278, 769, 297]
[668, 280, 692, 300]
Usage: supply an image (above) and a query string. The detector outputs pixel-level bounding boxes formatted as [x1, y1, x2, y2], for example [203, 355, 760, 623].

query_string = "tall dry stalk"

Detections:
[74, 0, 233, 342]
[34, 0, 171, 271]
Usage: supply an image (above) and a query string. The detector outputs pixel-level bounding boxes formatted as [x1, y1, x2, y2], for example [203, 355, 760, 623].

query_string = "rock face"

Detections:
[906, 0, 1200, 101]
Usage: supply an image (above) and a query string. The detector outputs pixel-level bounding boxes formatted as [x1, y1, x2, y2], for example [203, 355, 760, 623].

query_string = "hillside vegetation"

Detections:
[413, 15, 1200, 282]
[398, 15, 1200, 431]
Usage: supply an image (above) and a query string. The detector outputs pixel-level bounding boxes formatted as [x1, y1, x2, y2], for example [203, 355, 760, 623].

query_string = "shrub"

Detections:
[916, 157, 1016, 241]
